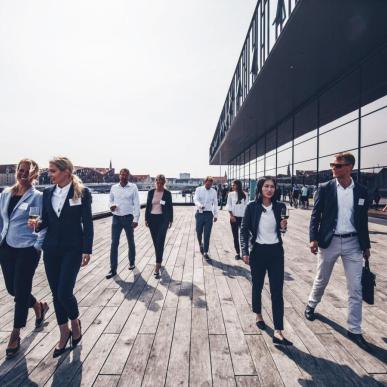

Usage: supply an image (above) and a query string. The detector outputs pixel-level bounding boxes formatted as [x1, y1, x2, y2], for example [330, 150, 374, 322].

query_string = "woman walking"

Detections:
[240, 176, 292, 345]
[0, 159, 49, 359]
[145, 174, 173, 278]
[33, 157, 93, 357]
[226, 179, 247, 260]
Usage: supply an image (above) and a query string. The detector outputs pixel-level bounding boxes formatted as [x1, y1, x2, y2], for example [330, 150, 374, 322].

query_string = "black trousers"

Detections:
[230, 217, 242, 254]
[0, 243, 40, 329]
[195, 211, 213, 253]
[148, 214, 169, 263]
[249, 243, 284, 330]
[43, 248, 82, 325]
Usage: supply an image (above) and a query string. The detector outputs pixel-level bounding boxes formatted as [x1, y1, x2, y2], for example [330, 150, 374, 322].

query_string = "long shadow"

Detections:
[316, 314, 387, 366]
[206, 257, 252, 279]
[276, 345, 382, 386]
[51, 345, 82, 387]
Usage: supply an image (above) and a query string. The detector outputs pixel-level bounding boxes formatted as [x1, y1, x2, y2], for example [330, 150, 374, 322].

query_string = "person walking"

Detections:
[240, 177, 292, 345]
[33, 157, 93, 357]
[0, 159, 49, 359]
[305, 152, 371, 349]
[226, 179, 247, 260]
[194, 176, 218, 260]
[301, 185, 308, 209]
[106, 168, 140, 279]
[145, 174, 173, 278]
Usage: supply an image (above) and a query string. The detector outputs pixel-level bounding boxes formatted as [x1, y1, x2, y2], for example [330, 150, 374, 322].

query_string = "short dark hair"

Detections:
[255, 176, 277, 202]
[120, 168, 130, 175]
[334, 152, 355, 167]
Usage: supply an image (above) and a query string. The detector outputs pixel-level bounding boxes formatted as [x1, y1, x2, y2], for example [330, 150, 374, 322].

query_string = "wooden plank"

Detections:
[236, 376, 262, 387]
[93, 375, 120, 387]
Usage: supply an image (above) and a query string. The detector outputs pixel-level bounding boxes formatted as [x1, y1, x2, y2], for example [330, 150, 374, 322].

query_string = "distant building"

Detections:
[179, 173, 190, 179]
[0, 164, 16, 186]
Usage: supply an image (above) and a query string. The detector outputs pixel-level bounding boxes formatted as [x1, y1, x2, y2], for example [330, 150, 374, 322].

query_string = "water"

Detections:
[91, 191, 193, 215]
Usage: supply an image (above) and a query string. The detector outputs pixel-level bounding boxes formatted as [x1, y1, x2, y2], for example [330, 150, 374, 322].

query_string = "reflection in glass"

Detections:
[293, 159, 317, 185]
[294, 137, 317, 163]
[265, 154, 276, 172]
[361, 107, 387, 147]
[361, 95, 387, 116]
[319, 111, 358, 134]
[277, 147, 292, 168]
[361, 142, 387, 170]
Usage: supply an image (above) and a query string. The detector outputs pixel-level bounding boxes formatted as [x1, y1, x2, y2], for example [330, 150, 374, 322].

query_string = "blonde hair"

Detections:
[8, 159, 39, 195]
[49, 156, 85, 200]
[155, 174, 166, 184]
[204, 176, 214, 183]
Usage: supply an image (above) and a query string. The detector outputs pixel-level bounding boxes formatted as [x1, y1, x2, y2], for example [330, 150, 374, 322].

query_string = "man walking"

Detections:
[106, 168, 140, 279]
[305, 152, 371, 348]
[194, 176, 218, 260]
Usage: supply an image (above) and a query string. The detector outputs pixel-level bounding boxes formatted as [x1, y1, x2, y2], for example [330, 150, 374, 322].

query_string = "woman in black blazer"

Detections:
[240, 176, 292, 345]
[34, 156, 93, 357]
[145, 174, 173, 278]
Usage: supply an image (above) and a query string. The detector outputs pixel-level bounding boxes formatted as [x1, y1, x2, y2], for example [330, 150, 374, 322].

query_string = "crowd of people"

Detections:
[0, 151, 375, 361]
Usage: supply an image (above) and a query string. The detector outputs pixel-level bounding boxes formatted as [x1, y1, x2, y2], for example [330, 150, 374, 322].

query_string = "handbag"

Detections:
[361, 258, 376, 305]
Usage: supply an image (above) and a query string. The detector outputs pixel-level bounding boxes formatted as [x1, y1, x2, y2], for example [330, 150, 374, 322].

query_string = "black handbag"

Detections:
[362, 258, 376, 305]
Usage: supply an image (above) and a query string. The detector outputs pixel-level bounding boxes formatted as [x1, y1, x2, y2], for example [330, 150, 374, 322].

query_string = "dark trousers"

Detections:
[230, 217, 242, 254]
[195, 211, 213, 253]
[148, 214, 169, 263]
[110, 215, 136, 271]
[249, 243, 284, 330]
[43, 248, 82, 325]
[0, 243, 40, 329]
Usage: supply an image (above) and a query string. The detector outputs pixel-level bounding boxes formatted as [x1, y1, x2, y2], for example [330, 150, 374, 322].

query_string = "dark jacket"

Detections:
[40, 185, 94, 254]
[309, 179, 370, 250]
[240, 200, 286, 257]
[145, 189, 173, 224]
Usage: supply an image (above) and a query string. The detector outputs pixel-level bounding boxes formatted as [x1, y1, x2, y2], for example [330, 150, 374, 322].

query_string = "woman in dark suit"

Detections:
[33, 156, 93, 357]
[145, 174, 173, 278]
[240, 176, 292, 345]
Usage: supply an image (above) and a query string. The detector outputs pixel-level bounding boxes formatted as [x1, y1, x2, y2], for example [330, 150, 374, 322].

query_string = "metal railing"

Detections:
[210, 0, 300, 162]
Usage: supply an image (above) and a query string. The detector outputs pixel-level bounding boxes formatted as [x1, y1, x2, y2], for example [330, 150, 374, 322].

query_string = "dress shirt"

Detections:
[226, 191, 247, 217]
[109, 183, 140, 222]
[335, 178, 356, 234]
[52, 182, 72, 218]
[256, 204, 279, 244]
[151, 190, 163, 215]
[194, 186, 218, 217]
[301, 186, 308, 196]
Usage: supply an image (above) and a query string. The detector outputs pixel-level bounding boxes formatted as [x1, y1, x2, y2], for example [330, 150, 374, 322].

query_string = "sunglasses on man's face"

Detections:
[330, 163, 350, 169]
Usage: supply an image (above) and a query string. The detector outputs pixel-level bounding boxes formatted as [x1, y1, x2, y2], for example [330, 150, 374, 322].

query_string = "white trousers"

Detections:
[308, 236, 363, 334]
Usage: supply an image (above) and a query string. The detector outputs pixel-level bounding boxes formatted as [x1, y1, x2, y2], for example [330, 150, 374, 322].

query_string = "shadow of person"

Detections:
[51, 345, 82, 387]
[275, 345, 382, 386]
[0, 354, 38, 387]
[206, 257, 252, 279]
[316, 314, 387, 365]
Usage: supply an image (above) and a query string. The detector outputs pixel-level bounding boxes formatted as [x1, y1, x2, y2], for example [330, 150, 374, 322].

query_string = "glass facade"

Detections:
[226, 49, 387, 199]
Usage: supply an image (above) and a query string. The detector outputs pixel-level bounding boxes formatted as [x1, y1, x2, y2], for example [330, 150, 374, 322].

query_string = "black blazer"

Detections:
[145, 189, 173, 224]
[40, 185, 94, 254]
[240, 200, 286, 257]
[309, 179, 370, 250]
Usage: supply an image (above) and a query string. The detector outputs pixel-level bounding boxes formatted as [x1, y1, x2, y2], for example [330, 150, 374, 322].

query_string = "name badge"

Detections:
[69, 198, 82, 206]
[358, 198, 365, 206]
[160, 200, 166, 205]
[19, 202, 28, 211]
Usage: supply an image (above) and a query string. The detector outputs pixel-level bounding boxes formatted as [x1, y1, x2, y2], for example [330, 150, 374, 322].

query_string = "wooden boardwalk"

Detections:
[0, 206, 386, 386]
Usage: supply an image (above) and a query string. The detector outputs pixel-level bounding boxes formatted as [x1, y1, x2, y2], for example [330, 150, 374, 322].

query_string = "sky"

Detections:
[0, 0, 257, 177]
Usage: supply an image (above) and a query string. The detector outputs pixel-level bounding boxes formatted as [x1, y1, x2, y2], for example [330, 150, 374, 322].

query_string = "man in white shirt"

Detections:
[106, 168, 140, 279]
[194, 176, 218, 260]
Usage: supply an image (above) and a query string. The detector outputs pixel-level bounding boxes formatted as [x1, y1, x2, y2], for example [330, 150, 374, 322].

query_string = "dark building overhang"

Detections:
[210, 0, 387, 165]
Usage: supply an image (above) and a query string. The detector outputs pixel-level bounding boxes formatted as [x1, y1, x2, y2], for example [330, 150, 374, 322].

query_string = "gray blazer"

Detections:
[0, 187, 46, 250]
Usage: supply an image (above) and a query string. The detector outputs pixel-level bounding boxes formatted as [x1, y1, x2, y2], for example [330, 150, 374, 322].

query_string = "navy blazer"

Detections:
[309, 179, 370, 250]
[39, 185, 94, 254]
[240, 200, 286, 257]
[145, 189, 173, 224]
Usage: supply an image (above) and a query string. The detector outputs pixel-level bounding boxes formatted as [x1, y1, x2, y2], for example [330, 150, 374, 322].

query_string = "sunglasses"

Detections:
[330, 163, 350, 169]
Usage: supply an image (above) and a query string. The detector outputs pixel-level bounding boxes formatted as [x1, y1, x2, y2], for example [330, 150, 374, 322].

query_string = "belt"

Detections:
[333, 233, 357, 238]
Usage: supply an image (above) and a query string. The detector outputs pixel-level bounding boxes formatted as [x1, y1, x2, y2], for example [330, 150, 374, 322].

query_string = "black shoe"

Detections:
[106, 270, 117, 279]
[53, 331, 72, 358]
[273, 336, 293, 346]
[235, 254, 241, 260]
[72, 320, 82, 348]
[154, 271, 161, 279]
[347, 332, 371, 350]
[35, 302, 49, 328]
[6, 337, 20, 360]
[304, 305, 315, 321]
[256, 320, 266, 330]
[199, 244, 204, 255]
[203, 253, 210, 260]
[129, 264, 135, 270]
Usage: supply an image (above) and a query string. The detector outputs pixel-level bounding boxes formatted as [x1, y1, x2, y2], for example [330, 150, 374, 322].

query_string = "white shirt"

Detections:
[52, 182, 72, 218]
[335, 178, 356, 234]
[109, 183, 140, 222]
[194, 186, 218, 217]
[226, 191, 247, 218]
[256, 204, 279, 244]
[301, 186, 308, 196]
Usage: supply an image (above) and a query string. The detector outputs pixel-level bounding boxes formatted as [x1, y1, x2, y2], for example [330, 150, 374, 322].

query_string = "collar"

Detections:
[336, 178, 354, 190]
[55, 181, 72, 195]
[262, 203, 273, 212]
[118, 182, 130, 188]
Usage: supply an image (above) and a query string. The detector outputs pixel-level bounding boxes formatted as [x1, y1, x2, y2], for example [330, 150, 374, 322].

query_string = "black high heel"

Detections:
[6, 337, 20, 360]
[273, 335, 293, 346]
[35, 302, 49, 328]
[53, 331, 72, 358]
[72, 320, 82, 348]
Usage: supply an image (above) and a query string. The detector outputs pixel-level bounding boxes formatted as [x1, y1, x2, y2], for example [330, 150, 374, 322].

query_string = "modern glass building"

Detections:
[209, 0, 387, 198]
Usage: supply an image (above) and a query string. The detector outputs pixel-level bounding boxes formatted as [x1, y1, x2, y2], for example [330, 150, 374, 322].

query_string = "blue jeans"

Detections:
[195, 211, 213, 253]
[110, 215, 136, 271]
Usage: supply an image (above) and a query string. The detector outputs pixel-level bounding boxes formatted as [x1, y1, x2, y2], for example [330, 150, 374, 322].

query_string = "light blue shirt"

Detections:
[0, 187, 46, 250]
